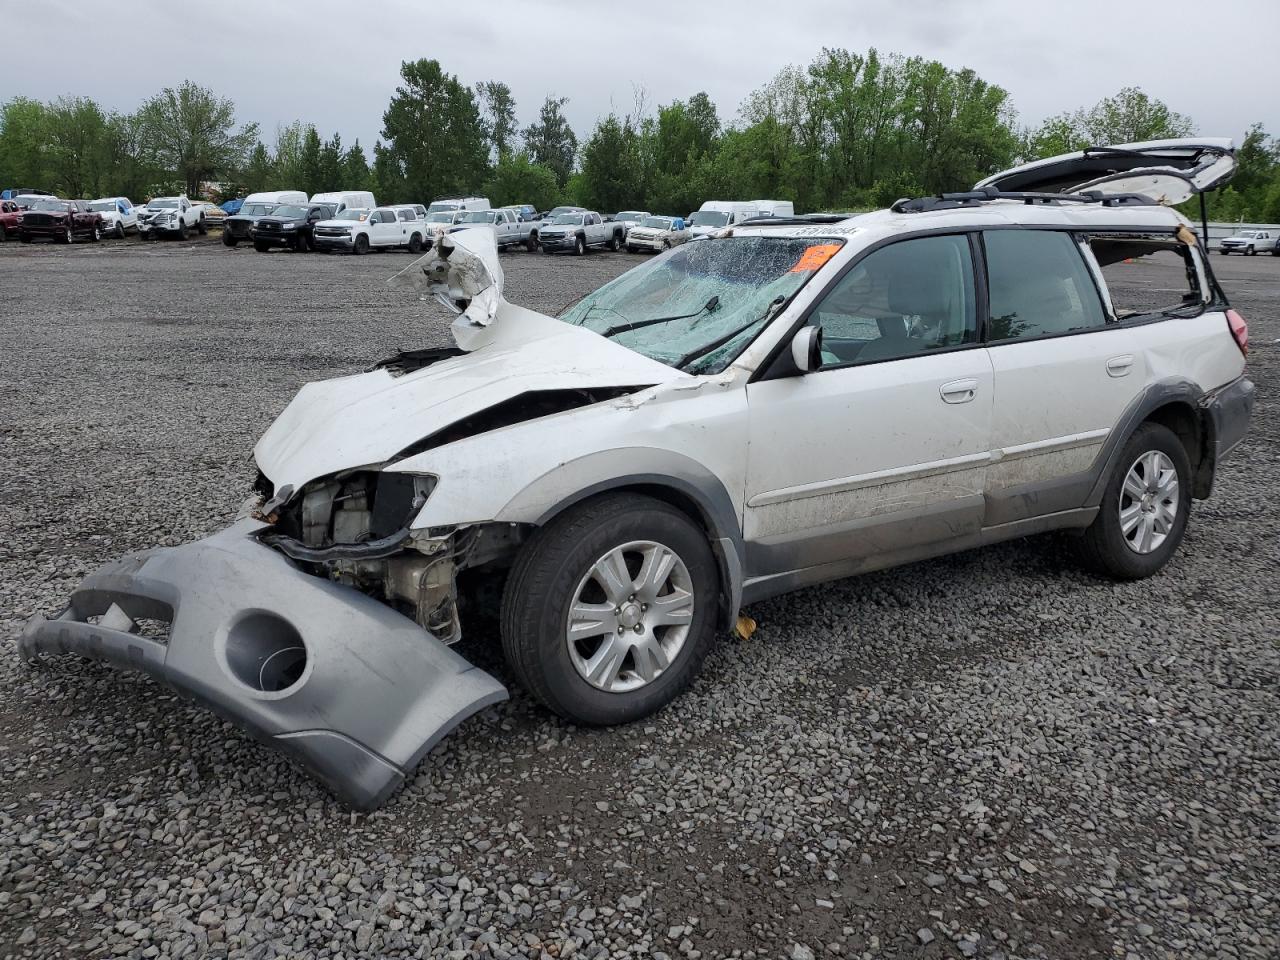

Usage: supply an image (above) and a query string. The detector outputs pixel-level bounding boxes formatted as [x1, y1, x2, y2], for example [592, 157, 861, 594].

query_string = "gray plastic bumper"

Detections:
[19, 519, 507, 810]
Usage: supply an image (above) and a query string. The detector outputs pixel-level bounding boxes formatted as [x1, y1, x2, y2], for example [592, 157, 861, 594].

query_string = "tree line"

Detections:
[3, 48, 1278, 222]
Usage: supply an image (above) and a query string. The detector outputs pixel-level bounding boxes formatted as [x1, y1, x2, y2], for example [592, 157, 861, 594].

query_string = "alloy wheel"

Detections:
[1119, 450, 1179, 554]
[566, 540, 695, 693]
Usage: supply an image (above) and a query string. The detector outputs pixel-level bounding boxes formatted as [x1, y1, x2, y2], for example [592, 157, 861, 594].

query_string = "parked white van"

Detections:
[753, 200, 795, 219]
[246, 190, 308, 206]
[311, 191, 377, 217]
[427, 196, 491, 214]
[688, 200, 769, 238]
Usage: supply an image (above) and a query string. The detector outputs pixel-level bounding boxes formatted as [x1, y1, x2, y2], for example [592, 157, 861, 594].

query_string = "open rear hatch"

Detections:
[975, 138, 1236, 205]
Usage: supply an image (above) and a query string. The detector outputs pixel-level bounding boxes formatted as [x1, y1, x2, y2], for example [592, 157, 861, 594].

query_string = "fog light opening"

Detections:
[225, 612, 308, 693]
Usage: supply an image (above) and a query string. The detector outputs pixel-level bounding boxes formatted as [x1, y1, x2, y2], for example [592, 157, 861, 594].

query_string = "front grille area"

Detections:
[23, 214, 56, 227]
[257, 221, 282, 233]
[314, 227, 348, 237]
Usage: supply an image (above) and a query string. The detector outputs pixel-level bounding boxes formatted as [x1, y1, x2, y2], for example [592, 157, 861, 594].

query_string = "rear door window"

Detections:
[1084, 234, 1205, 320]
[983, 230, 1107, 342]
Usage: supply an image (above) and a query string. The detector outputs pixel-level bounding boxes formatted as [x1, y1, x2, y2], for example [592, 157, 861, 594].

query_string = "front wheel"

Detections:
[222, 232, 237, 247]
[501, 494, 718, 726]
[1247, 246, 1255, 256]
[62, 227, 74, 244]
[91, 225, 101, 242]
[574, 235, 586, 256]
[115, 222, 125, 239]
[353, 234, 369, 255]
[1073, 422, 1191, 580]
[196, 217, 206, 235]
[526, 233, 539, 253]
[253, 240, 270, 252]
[177, 220, 187, 241]
[293, 231, 308, 252]
[608, 231, 621, 252]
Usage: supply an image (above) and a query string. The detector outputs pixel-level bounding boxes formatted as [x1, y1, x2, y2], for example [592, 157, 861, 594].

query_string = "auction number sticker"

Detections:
[790, 243, 842, 273]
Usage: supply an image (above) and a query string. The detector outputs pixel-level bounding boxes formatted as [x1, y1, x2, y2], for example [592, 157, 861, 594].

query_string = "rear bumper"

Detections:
[1204, 375, 1254, 464]
[19, 519, 507, 810]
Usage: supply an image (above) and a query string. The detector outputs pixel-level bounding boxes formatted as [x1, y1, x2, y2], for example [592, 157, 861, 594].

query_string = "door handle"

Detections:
[1106, 355, 1135, 377]
[939, 378, 979, 403]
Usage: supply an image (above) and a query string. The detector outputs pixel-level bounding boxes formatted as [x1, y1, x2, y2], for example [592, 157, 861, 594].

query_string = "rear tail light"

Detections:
[1226, 309, 1248, 357]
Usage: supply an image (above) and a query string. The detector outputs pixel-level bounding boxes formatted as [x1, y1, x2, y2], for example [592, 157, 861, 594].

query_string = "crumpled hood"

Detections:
[255, 230, 685, 491]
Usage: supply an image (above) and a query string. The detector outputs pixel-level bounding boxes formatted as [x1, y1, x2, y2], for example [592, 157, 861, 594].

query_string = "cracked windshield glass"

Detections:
[559, 236, 844, 373]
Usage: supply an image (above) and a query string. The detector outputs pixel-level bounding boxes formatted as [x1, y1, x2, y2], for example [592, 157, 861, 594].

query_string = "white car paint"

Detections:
[1219, 229, 1273, 255]
[87, 197, 137, 236]
[625, 215, 689, 252]
[137, 196, 202, 237]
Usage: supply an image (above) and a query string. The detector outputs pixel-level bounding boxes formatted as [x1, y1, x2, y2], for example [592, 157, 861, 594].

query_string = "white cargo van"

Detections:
[427, 196, 491, 214]
[311, 191, 377, 217]
[687, 200, 769, 238]
[753, 199, 795, 219]
[245, 190, 308, 206]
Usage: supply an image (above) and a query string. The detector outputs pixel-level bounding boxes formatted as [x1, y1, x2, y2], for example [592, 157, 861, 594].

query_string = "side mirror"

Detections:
[790, 325, 823, 373]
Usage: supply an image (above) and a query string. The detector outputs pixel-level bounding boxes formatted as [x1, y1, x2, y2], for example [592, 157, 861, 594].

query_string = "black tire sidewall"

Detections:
[503, 497, 718, 726]
[1089, 423, 1192, 579]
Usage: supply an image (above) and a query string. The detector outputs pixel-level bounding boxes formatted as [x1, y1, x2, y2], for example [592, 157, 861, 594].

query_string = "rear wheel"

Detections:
[1073, 422, 1191, 580]
[501, 494, 717, 726]
[354, 234, 369, 255]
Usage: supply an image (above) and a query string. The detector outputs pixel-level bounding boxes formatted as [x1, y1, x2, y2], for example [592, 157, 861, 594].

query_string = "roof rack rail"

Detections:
[890, 186, 1156, 214]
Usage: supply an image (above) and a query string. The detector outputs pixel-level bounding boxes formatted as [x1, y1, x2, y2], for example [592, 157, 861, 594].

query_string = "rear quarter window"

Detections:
[1085, 234, 1204, 319]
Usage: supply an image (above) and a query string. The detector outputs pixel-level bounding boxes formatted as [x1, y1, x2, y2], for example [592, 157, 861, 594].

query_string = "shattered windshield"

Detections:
[641, 216, 673, 229]
[560, 236, 843, 374]
[690, 211, 730, 227]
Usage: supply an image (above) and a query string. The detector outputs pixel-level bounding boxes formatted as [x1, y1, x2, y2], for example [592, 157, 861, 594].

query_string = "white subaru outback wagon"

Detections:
[23, 140, 1254, 809]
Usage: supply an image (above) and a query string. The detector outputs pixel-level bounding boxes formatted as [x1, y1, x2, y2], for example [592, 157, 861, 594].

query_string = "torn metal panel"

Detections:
[20, 520, 507, 810]
[388, 227, 504, 350]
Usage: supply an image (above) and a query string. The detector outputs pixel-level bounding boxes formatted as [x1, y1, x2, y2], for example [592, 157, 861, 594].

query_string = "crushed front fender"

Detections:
[18, 519, 508, 810]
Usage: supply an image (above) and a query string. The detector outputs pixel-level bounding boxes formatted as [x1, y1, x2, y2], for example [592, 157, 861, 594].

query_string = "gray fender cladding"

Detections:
[19, 519, 508, 810]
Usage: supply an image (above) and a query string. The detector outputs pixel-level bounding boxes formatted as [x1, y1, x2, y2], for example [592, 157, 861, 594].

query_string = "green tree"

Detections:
[577, 113, 646, 212]
[270, 122, 307, 189]
[481, 150, 561, 211]
[341, 140, 372, 192]
[136, 80, 258, 195]
[476, 80, 518, 158]
[1028, 86, 1195, 158]
[299, 125, 322, 194]
[380, 59, 490, 202]
[241, 141, 273, 192]
[0, 98, 50, 189]
[44, 97, 112, 197]
[523, 96, 577, 186]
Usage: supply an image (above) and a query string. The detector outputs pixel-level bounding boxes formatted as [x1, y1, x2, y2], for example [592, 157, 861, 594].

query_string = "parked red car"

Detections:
[17, 198, 104, 243]
[0, 200, 22, 240]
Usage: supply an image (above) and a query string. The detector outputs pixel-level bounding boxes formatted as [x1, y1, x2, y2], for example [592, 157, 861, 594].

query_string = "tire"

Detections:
[114, 222, 125, 239]
[62, 227, 74, 244]
[526, 233, 539, 253]
[1219, 249, 1228, 255]
[500, 493, 718, 726]
[177, 220, 187, 241]
[222, 231, 236, 247]
[293, 231, 308, 253]
[662, 239, 672, 251]
[253, 240, 270, 252]
[408, 232, 423, 254]
[20, 233, 31, 243]
[1247, 246, 1255, 256]
[353, 234, 369, 255]
[91, 225, 101, 242]
[574, 234, 586, 256]
[196, 216, 206, 235]
[626, 245, 637, 253]
[608, 231, 621, 252]
[1073, 422, 1192, 580]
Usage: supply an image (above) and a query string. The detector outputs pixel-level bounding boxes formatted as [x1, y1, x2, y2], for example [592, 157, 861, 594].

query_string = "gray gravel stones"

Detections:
[1, 239, 1278, 958]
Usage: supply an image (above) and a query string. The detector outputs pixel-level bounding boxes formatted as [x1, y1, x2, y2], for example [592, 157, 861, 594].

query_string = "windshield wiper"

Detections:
[600, 296, 720, 339]
[674, 295, 786, 372]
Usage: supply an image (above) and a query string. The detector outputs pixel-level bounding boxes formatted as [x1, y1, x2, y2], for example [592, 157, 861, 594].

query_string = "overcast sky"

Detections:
[6, 0, 1279, 151]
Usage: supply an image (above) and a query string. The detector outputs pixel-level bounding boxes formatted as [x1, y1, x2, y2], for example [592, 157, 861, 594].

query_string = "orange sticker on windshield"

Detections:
[789, 243, 841, 273]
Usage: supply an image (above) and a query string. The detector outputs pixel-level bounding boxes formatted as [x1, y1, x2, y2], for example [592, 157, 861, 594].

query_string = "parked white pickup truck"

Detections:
[137, 196, 204, 240]
[446, 208, 540, 251]
[537, 211, 626, 255]
[1218, 229, 1275, 255]
[87, 197, 138, 238]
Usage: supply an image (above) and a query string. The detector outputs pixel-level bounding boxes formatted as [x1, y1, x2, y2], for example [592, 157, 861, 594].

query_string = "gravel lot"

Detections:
[1, 235, 1277, 960]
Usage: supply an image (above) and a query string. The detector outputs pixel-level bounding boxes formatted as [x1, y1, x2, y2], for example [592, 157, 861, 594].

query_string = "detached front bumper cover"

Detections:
[19, 519, 507, 810]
